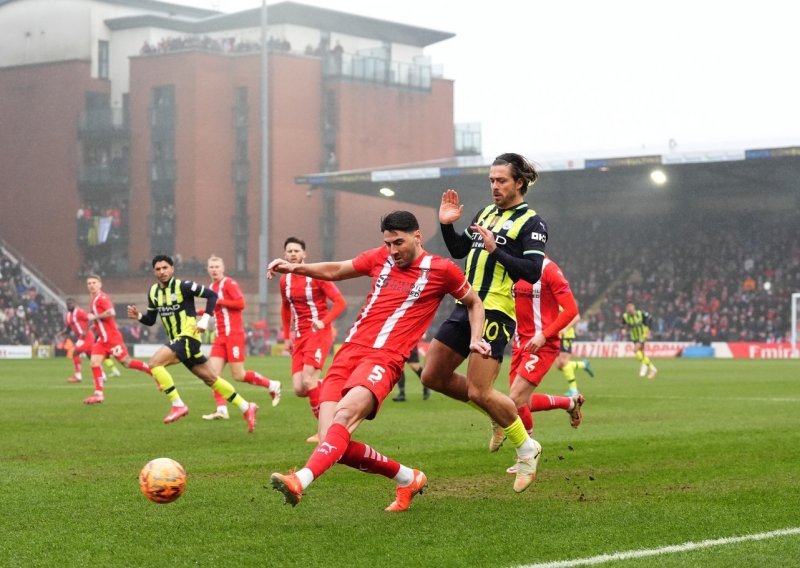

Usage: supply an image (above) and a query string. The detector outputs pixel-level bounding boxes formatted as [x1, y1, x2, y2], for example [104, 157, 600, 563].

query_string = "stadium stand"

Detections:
[551, 211, 799, 343]
[0, 250, 62, 346]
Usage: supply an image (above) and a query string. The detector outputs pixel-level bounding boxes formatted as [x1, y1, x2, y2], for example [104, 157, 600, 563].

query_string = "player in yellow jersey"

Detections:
[421, 152, 548, 493]
[556, 324, 594, 396]
[127, 255, 259, 430]
[622, 302, 657, 379]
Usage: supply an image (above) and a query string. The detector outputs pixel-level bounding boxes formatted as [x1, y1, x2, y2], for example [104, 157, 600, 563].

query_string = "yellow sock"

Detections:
[212, 378, 248, 411]
[151, 365, 181, 403]
[561, 362, 577, 392]
[573, 360, 586, 370]
[467, 400, 490, 417]
[103, 359, 116, 371]
[635, 350, 645, 363]
[503, 416, 529, 449]
[642, 354, 652, 366]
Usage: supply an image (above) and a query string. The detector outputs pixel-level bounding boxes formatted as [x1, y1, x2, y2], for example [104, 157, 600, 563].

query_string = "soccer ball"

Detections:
[139, 457, 186, 504]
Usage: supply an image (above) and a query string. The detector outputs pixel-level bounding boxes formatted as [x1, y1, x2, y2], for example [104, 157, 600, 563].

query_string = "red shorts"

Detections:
[92, 338, 129, 361]
[320, 343, 405, 420]
[74, 335, 96, 356]
[210, 332, 246, 363]
[509, 340, 559, 387]
[291, 328, 334, 374]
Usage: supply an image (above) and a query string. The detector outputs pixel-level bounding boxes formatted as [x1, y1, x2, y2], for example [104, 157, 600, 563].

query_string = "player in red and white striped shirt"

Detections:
[267, 211, 489, 511]
[81, 275, 152, 405]
[489, 257, 586, 462]
[60, 297, 124, 383]
[201, 256, 282, 421]
[279, 238, 347, 440]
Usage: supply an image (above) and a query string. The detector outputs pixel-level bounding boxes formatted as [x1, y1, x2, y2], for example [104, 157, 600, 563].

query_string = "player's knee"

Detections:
[419, 367, 442, 389]
[510, 391, 528, 408]
[332, 402, 368, 430]
[466, 385, 490, 407]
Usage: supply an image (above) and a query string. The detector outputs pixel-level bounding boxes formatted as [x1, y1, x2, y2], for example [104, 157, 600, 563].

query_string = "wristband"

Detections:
[197, 313, 211, 330]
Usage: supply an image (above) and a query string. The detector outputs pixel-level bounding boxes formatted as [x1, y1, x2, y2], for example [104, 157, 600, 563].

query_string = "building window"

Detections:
[98, 40, 109, 79]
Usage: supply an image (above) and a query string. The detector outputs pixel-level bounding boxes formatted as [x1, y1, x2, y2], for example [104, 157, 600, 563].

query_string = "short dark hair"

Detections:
[151, 254, 174, 267]
[284, 237, 306, 250]
[492, 152, 539, 194]
[380, 211, 419, 233]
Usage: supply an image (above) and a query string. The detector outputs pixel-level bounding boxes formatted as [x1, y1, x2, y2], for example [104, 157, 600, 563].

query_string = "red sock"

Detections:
[91, 365, 104, 392]
[518, 405, 534, 432]
[128, 359, 151, 375]
[244, 370, 271, 388]
[338, 440, 402, 479]
[303, 422, 350, 479]
[307, 386, 321, 419]
[213, 390, 227, 406]
[73, 356, 82, 374]
[530, 393, 571, 412]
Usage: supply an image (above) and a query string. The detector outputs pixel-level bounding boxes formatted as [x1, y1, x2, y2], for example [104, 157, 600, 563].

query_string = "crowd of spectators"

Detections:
[4, 196, 799, 348]
[0, 252, 62, 346]
[140, 35, 290, 57]
[550, 211, 799, 343]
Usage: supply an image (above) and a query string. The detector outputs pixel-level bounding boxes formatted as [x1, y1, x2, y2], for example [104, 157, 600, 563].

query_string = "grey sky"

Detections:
[173, 0, 800, 160]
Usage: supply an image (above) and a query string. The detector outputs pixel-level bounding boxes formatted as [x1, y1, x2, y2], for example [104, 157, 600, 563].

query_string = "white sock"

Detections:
[217, 405, 228, 413]
[172, 398, 185, 407]
[393, 465, 414, 486]
[515, 436, 537, 459]
[296, 467, 314, 489]
[237, 400, 250, 412]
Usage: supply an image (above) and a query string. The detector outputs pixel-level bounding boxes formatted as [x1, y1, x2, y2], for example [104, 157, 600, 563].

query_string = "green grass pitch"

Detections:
[1, 357, 799, 567]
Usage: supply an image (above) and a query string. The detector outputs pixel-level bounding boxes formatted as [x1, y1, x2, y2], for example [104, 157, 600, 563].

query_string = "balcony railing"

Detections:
[78, 109, 129, 135]
[323, 54, 432, 90]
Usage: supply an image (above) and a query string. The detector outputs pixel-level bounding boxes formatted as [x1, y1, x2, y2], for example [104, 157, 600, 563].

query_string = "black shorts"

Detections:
[168, 337, 208, 369]
[560, 338, 574, 354]
[408, 345, 420, 363]
[434, 304, 515, 361]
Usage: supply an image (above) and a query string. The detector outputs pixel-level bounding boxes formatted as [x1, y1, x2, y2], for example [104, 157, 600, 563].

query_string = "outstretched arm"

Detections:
[267, 258, 359, 281]
[127, 304, 157, 326]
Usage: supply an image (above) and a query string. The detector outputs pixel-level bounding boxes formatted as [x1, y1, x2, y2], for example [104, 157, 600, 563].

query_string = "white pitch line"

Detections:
[512, 527, 800, 568]
[594, 394, 800, 403]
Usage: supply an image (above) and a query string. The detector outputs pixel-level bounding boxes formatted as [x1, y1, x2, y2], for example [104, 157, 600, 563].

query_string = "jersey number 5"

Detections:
[367, 365, 386, 386]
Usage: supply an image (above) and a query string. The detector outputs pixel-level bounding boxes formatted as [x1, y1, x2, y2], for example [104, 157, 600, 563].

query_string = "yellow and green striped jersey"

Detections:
[464, 202, 546, 319]
[143, 278, 213, 342]
[622, 309, 651, 342]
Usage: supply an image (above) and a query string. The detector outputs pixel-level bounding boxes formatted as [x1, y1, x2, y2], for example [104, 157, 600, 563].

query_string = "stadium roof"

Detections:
[294, 145, 800, 209]
[105, 1, 454, 47]
[0, 0, 218, 18]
